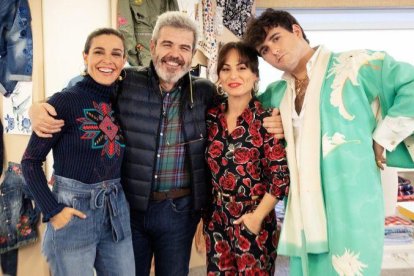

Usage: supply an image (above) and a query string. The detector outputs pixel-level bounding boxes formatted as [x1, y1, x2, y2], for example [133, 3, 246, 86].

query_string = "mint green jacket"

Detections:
[259, 47, 414, 276]
[260, 49, 414, 168]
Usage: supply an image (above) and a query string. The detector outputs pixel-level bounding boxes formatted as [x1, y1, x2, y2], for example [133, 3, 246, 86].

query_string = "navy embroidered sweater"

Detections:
[21, 76, 125, 222]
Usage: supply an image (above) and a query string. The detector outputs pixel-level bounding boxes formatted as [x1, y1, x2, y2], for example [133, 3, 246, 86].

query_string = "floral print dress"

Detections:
[204, 98, 290, 275]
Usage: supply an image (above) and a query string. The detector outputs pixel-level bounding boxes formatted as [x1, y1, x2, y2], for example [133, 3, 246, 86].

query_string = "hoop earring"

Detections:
[216, 84, 225, 96]
[118, 69, 127, 81]
[252, 81, 259, 95]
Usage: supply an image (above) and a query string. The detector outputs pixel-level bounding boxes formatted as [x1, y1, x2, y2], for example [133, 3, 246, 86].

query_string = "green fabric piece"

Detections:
[117, 0, 179, 66]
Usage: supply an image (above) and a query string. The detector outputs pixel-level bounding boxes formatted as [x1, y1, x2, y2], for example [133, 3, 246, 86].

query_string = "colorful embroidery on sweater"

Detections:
[77, 101, 124, 158]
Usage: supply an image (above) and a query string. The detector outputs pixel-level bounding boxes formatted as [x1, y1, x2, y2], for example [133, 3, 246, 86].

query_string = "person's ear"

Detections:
[150, 39, 156, 55]
[292, 24, 303, 38]
[122, 54, 127, 66]
[82, 52, 88, 74]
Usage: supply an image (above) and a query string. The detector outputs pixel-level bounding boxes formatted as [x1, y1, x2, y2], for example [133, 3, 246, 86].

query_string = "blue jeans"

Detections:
[42, 175, 135, 276]
[0, 0, 33, 96]
[130, 196, 200, 276]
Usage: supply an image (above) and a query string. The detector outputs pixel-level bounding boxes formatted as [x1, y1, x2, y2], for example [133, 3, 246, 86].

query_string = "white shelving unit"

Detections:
[383, 243, 414, 270]
[382, 167, 414, 270]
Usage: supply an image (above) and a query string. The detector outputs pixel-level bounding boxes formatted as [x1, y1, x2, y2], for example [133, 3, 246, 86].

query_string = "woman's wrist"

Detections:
[252, 210, 266, 222]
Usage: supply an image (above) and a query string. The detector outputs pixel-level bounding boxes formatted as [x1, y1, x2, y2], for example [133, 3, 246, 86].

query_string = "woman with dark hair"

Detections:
[21, 28, 134, 275]
[204, 42, 290, 275]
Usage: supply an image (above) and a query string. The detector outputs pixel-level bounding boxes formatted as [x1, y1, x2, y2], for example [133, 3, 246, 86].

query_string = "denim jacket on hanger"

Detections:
[0, 162, 39, 253]
[0, 0, 33, 96]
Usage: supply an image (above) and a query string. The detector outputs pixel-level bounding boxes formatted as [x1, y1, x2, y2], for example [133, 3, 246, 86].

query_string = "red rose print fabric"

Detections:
[204, 98, 289, 274]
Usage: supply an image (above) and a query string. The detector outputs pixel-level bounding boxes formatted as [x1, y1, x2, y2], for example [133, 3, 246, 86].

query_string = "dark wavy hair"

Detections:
[216, 42, 259, 95]
[243, 9, 309, 55]
[217, 42, 259, 77]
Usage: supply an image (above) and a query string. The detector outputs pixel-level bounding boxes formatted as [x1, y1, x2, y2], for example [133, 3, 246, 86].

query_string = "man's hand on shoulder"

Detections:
[29, 103, 64, 138]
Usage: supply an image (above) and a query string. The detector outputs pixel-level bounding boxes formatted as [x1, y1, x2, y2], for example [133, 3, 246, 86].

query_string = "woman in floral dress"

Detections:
[204, 42, 290, 275]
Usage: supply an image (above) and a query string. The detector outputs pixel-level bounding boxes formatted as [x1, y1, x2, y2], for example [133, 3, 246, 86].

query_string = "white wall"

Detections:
[258, 8, 414, 92]
[42, 0, 111, 97]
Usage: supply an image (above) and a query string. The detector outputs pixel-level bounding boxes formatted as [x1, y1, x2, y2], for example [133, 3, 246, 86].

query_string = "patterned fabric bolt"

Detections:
[217, 0, 254, 38]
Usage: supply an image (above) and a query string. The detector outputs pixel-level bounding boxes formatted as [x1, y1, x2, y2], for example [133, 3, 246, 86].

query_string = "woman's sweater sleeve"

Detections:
[21, 93, 67, 222]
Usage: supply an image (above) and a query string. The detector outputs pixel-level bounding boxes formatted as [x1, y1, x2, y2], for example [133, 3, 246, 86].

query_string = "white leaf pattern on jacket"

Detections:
[327, 50, 385, 120]
[332, 249, 368, 276]
[322, 132, 360, 157]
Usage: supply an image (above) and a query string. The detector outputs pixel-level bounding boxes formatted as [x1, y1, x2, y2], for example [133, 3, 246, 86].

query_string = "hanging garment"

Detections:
[0, 248, 17, 276]
[0, 0, 33, 97]
[217, 0, 254, 38]
[197, 0, 218, 81]
[0, 119, 3, 177]
[0, 162, 39, 254]
[117, 0, 179, 66]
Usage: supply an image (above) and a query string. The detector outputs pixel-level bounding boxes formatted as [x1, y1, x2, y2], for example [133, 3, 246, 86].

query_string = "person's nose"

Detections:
[230, 69, 238, 79]
[272, 47, 280, 57]
[169, 45, 181, 57]
[102, 53, 113, 63]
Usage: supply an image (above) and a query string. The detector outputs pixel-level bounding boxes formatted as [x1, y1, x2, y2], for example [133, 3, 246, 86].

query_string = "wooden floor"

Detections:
[189, 256, 414, 275]
[188, 256, 289, 275]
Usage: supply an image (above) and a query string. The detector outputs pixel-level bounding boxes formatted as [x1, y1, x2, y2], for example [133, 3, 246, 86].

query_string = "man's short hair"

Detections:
[152, 11, 199, 52]
[243, 9, 309, 55]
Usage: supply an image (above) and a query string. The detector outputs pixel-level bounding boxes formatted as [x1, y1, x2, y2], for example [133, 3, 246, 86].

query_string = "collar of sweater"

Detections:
[77, 75, 117, 100]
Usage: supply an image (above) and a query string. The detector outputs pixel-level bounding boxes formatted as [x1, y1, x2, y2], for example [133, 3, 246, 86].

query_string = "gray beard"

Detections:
[153, 62, 190, 85]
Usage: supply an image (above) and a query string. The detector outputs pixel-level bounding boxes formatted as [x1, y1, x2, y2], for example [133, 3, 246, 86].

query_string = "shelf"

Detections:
[383, 241, 414, 270]
[383, 165, 414, 269]
[384, 242, 414, 253]
[399, 170, 414, 189]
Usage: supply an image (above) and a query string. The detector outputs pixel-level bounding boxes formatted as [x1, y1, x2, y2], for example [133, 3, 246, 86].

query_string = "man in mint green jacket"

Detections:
[244, 9, 414, 276]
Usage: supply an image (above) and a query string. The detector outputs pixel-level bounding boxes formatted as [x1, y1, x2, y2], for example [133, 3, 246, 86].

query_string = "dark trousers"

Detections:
[130, 196, 200, 276]
[0, 249, 18, 276]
